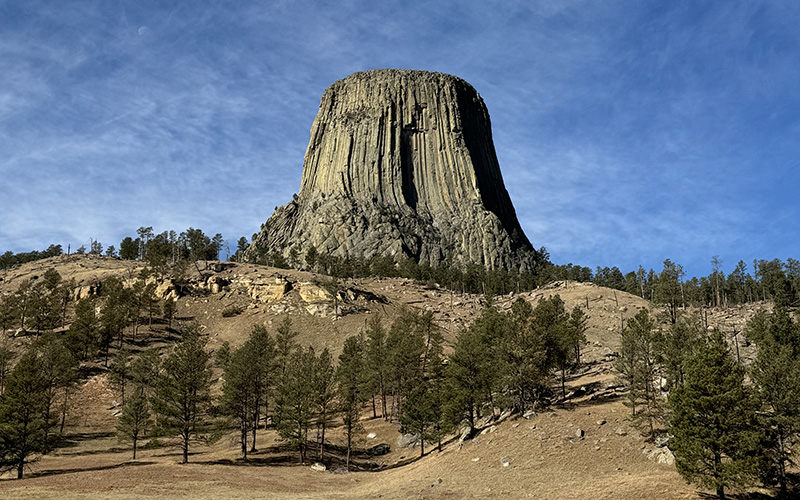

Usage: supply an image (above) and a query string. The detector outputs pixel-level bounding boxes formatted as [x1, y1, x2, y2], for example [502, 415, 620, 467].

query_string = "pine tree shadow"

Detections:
[49, 431, 117, 454]
[22, 460, 155, 480]
[697, 490, 780, 499]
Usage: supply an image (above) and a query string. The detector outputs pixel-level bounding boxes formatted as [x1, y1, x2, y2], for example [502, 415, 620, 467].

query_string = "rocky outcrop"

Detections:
[246, 69, 541, 272]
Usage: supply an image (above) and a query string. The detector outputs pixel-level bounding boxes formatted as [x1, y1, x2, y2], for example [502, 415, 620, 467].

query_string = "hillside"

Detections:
[0, 256, 775, 498]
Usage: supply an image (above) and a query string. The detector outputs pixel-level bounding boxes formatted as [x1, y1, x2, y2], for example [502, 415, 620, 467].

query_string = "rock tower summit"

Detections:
[246, 69, 540, 271]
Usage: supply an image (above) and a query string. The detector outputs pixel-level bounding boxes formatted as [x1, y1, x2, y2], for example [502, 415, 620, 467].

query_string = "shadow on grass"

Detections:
[697, 492, 776, 499]
[11, 460, 156, 481]
[49, 431, 117, 454]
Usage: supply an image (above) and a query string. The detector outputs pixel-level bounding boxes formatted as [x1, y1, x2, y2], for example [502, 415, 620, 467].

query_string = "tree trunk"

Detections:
[250, 399, 260, 453]
[182, 431, 189, 464]
[241, 419, 248, 459]
[319, 421, 326, 461]
[346, 426, 352, 471]
[60, 388, 69, 433]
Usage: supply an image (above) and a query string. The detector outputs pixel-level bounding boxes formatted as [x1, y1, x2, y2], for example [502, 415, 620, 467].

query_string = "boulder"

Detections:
[207, 276, 229, 294]
[155, 280, 176, 299]
[397, 433, 420, 448]
[248, 279, 291, 303]
[368, 443, 390, 456]
[297, 282, 333, 303]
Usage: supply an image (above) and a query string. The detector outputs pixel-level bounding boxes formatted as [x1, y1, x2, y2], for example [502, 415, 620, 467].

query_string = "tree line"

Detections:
[1, 226, 224, 272]
[0, 245, 64, 271]
[238, 235, 800, 309]
[615, 306, 800, 498]
[591, 257, 800, 310]
[244, 242, 556, 296]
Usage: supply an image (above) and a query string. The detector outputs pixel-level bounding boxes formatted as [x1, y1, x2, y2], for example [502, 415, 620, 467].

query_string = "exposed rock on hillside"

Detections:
[246, 69, 541, 272]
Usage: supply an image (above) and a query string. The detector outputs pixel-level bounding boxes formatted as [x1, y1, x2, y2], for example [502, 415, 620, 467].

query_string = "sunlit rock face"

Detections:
[246, 69, 539, 272]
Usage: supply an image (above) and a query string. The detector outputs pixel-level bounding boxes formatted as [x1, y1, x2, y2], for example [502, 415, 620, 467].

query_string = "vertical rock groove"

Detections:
[246, 69, 539, 272]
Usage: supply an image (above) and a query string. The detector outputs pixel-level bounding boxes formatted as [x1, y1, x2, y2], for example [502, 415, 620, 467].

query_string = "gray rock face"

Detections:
[246, 69, 539, 271]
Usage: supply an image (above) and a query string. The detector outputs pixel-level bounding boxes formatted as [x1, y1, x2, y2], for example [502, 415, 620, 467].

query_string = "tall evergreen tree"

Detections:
[275, 318, 298, 377]
[364, 315, 389, 419]
[65, 297, 99, 361]
[615, 309, 661, 436]
[220, 342, 259, 459]
[747, 304, 800, 494]
[0, 338, 15, 395]
[0, 349, 49, 478]
[669, 332, 767, 499]
[245, 325, 276, 453]
[499, 297, 548, 414]
[152, 326, 212, 464]
[446, 322, 496, 435]
[314, 348, 336, 461]
[34, 336, 77, 451]
[529, 295, 570, 399]
[337, 335, 368, 470]
[117, 388, 151, 459]
[654, 259, 684, 324]
[275, 346, 317, 463]
[400, 382, 437, 457]
[385, 308, 427, 419]
[657, 315, 704, 390]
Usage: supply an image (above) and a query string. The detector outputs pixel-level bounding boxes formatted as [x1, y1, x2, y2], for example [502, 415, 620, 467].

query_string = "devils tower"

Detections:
[246, 69, 540, 272]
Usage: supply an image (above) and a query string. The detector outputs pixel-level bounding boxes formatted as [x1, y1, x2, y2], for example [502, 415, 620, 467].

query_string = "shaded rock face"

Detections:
[246, 69, 539, 271]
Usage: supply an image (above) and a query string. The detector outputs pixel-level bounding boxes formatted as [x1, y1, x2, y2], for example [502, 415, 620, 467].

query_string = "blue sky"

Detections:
[2, 0, 799, 279]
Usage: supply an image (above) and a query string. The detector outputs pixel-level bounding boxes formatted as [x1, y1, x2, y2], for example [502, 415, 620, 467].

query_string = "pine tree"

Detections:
[364, 315, 388, 419]
[220, 342, 258, 459]
[109, 349, 131, 407]
[245, 325, 276, 453]
[314, 348, 336, 461]
[657, 315, 704, 390]
[654, 259, 684, 324]
[385, 309, 425, 419]
[400, 382, 437, 457]
[446, 323, 496, 436]
[567, 305, 588, 366]
[65, 297, 99, 361]
[34, 336, 77, 451]
[274, 347, 317, 463]
[747, 304, 800, 494]
[275, 318, 298, 377]
[163, 298, 176, 330]
[530, 295, 570, 399]
[117, 388, 151, 459]
[500, 298, 549, 414]
[337, 335, 368, 470]
[669, 332, 767, 499]
[0, 338, 15, 395]
[0, 349, 49, 478]
[614, 309, 662, 436]
[152, 326, 212, 464]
